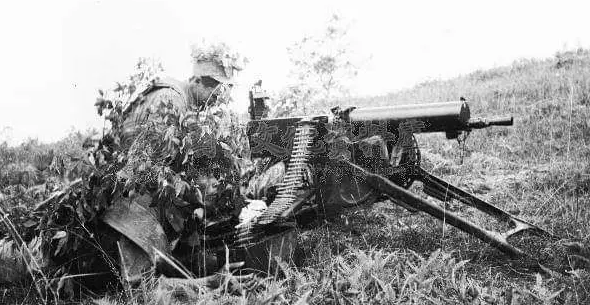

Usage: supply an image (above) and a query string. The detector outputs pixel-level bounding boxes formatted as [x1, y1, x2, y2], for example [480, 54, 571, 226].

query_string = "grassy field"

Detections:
[2, 49, 590, 304]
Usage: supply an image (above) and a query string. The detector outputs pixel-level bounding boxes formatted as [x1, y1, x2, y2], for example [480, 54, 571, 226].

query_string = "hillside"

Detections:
[353, 49, 590, 108]
[359, 49, 589, 157]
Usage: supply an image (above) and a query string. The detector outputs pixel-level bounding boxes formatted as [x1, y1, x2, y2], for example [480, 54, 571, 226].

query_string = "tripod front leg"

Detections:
[343, 160, 545, 258]
[415, 167, 551, 239]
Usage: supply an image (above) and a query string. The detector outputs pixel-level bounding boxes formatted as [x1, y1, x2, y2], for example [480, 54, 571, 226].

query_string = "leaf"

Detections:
[165, 206, 185, 233]
[194, 208, 204, 220]
[52, 231, 67, 240]
[219, 142, 232, 152]
[182, 151, 191, 165]
[174, 179, 189, 197]
[547, 288, 565, 301]
[172, 197, 191, 207]
[94, 97, 105, 107]
[116, 169, 131, 181]
[23, 219, 38, 228]
[170, 238, 180, 251]
[164, 125, 177, 143]
[535, 273, 543, 287]
[185, 187, 203, 206]
[54, 235, 68, 256]
[123, 178, 134, 191]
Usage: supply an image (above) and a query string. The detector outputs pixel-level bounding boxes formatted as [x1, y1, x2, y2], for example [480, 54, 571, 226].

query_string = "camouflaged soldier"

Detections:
[103, 46, 246, 282]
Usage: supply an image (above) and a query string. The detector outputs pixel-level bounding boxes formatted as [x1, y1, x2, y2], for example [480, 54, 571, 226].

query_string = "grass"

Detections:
[2, 48, 590, 304]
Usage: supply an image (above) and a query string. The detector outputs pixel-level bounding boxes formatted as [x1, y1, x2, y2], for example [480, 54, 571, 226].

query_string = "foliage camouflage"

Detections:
[190, 41, 246, 77]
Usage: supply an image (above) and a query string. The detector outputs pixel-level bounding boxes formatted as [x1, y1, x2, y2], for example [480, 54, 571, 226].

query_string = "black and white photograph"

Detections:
[1, 0, 589, 304]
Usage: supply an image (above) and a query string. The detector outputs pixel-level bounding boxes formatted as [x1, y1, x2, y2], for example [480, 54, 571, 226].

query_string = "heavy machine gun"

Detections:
[218, 87, 550, 268]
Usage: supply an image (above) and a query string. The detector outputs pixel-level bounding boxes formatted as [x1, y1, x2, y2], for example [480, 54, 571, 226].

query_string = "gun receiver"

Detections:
[247, 101, 514, 160]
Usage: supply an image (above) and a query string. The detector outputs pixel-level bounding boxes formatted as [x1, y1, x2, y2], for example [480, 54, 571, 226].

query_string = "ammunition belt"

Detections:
[235, 120, 316, 243]
[256, 121, 315, 224]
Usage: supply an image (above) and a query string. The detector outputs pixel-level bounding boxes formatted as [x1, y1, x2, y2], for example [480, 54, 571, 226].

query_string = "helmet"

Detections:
[191, 42, 244, 85]
[193, 59, 239, 85]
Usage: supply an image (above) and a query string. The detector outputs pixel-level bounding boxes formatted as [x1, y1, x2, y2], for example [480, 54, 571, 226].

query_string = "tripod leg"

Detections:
[415, 167, 550, 239]
[343, 160, 550, 258]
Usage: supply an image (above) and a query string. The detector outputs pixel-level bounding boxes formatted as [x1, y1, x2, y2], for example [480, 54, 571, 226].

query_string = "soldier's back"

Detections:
[121, 77, 191, 145]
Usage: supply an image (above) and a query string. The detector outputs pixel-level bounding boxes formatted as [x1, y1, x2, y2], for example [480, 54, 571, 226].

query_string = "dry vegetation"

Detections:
[2, 49, 590, 304]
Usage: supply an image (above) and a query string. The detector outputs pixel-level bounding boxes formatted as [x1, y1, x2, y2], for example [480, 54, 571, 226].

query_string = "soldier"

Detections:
[101, 45, 249, 285]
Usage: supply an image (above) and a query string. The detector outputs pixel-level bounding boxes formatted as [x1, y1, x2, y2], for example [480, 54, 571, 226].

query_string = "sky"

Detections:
[1, 0, 589, 145]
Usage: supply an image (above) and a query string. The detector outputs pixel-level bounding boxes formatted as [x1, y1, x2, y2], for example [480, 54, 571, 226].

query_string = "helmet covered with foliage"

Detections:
[191, 42, 244, 85]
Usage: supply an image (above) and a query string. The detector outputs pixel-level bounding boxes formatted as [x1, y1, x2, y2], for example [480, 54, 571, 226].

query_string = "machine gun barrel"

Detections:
[347, 101, 470, 133]
[345, 101, 512, 138]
